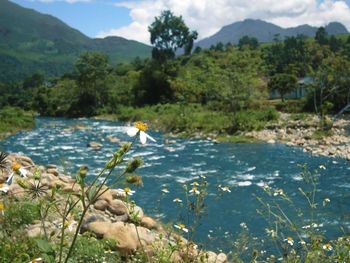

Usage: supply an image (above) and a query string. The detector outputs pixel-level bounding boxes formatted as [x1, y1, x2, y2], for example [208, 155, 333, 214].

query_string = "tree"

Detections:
[74, 52, 111, 116]
[148, 10, 198, 62]
[238, 36, 259, 50]
[315, 27, 328, 45]
[268, 73, 298, 101]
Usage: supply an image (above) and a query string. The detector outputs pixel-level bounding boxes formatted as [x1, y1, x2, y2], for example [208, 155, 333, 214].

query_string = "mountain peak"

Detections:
[196, 19, 348, 49]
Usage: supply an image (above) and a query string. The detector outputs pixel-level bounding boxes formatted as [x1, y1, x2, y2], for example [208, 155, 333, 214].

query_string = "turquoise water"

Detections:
[1, 117, 350, 254]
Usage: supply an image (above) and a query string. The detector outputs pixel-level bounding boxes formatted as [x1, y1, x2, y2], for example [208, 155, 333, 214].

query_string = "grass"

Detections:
[0, 106, 35, 139]
[98, 103, 279, 142]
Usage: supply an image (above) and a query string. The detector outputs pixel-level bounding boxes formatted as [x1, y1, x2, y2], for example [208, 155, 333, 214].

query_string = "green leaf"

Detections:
[36, 239, 54, 254]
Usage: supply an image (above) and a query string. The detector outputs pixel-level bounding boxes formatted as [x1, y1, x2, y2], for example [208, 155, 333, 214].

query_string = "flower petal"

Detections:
[19, 168, 28, 177]
[145, 133, 156, 142]
[6, 172, 14, 184]
[127, 127, 139, 137]
[140, 131, 147, 144]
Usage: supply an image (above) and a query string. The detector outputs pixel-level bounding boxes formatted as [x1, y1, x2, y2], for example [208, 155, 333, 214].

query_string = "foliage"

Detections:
[268, 73, 298, 101]
[0, 107, 35, 138]
[238, 36, 259, 50]
[0, 1, 151, 82]
[149, 10, 198, 61]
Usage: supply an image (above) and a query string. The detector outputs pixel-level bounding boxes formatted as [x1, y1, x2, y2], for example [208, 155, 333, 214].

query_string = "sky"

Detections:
[11, 0, 350, 44]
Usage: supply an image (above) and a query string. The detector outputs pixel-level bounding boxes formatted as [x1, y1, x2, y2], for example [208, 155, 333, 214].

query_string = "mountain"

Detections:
[0, 0, 152, 82]
[196, 19, 349, 49]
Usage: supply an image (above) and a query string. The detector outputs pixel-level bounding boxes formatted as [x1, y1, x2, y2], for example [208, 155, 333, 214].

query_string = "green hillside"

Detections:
[0, 0, 151, 82]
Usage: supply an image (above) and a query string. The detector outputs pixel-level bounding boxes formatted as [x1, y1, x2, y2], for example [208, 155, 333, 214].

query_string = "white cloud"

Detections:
[96, 0, 350, 44]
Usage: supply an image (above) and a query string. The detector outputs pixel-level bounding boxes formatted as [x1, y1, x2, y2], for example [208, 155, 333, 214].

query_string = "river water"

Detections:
[1, 117, 350, 254]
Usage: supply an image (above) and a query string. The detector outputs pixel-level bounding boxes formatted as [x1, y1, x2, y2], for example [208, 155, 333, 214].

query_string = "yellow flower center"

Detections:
[192, 187, 198, 192]
[325, 243, 332, 248]
[0, 202, 4, 211]
[178, 224, 185, 229]
[11, 163, 21, 172]
[192, 182, 199, 186]
[135, 121, 148, 132]
[124, 187, 130, 193]
[287, 236, 293, 241]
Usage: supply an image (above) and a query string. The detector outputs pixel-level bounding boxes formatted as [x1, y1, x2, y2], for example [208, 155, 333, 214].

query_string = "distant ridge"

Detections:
[196, 19, 349, 48]
[0, 0, 152, 82]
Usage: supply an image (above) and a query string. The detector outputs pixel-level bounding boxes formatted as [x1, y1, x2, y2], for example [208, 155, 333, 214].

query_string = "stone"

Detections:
[46, 168, 59, 177]
[267, 139, 275, 144]
[86, 221, 112, 238]
[110, 189, 126, 200]
[46, 164, 57, 169]
[96, 189, 113, 203]
[94, 199, 109, 211]
[16, 155, 34, 166]
[106, 135, 121, 144]
[81, 213, 111, 233]
[129, 205, 144, 221]
[141, 216, 158, 230]
[216, 253, 228, 263]
[103, 222, 156, 255]
[87, 141, 102, 150]
[108, 199, 128, 216]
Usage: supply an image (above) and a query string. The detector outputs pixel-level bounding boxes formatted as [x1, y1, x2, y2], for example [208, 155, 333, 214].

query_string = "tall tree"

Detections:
[268, 73, 298, 101]
[74, 52, 111, 116]
[315, 27, 329, 46]
[148, 10, 198, 62]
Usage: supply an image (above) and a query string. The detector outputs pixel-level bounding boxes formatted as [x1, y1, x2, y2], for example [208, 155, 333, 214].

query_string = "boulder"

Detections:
[108, 199, 128, 216]
[87, 141, 102, 150]
[94, 199, 109, 211]
[46, 168, 59, 177]
[141, 216, 158, 230]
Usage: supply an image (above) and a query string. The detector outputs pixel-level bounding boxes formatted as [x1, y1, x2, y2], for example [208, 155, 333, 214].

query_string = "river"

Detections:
[1, 117, 350, 255]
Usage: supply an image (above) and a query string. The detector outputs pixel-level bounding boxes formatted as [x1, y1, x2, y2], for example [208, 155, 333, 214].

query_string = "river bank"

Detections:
[99, 108, 350, 161]
[243, 113, 350, 161]
[0, 153, 227, 262]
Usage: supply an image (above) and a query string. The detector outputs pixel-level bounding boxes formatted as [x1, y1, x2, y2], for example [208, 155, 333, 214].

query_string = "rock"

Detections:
[27, 222, 56, 238]
[103, 222, 156, 255]
[94, 199, 109, 211]
[267, 139, 276, 144]
[108, 199, 128, 216]
[87, 141, 102, 150]
[110, 189, 126, 200]
[164, 139, 177, 145]
[141, 216, 158, 230]
[46, 164, 57, 169]
[16, 155, 34, 166]
[216, 253, 228, 263]
[105, 222, 138, 254]
[46, 168, 59, 177]
[81, 213, 111, 233]
[129, 205, 144, 221]
[106, 135, 121, 144]
[86, 221, 112, 238]
[59, 175, 75, 184]
[96, 188, 114, 203]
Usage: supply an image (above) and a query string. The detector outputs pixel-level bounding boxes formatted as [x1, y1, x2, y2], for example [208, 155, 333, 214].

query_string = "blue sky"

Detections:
[10, 0, 350, 44]
[11, 0, 132, 37]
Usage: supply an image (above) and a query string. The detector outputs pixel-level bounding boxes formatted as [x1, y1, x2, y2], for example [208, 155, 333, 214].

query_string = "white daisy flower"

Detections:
[190, 181, 199, 186]
[0, 183, 10, 193]
[118, 187, 135, 196]
[173, 198, 182, 203]
[319, 164, 326, 170]
[127, 121, 156, 145]
[284, 236, 294, 246]
[189, 187, 200, 195]
[323, 243, 333, 251]
[174, 223, 188, 233]
[220, 186, 231, 193]
[161, 188, 169, 194]
[7, 163, 30, 184]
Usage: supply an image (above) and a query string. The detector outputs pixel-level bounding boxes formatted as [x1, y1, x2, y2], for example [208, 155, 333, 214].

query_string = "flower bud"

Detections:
[125, 158, 143, 173]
